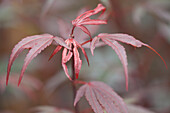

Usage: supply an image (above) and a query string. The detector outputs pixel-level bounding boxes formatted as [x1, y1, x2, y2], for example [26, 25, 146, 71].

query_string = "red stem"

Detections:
[81, 39, 92, 46]
[70, 26, 75, 38]
[70, 26, 80, 112]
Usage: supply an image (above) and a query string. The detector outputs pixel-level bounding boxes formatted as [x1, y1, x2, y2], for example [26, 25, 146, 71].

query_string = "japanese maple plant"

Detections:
[6, 4, 166, 113]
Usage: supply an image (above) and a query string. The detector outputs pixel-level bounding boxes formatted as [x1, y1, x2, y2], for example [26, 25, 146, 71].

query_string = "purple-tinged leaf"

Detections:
[62, 47, 72, 80]
[18, 38, 53, 86]
[98, 33, 145, 47]
[83, 40, 105, 48]
[74, 81, 128, 113]
[75, 4, 105, 21]
[91, 36, 100, 56]
[98, 33, 167, 68]
[72, 4, 107, 39]
[6, 34, 54, 86]
[49, 37, 70, 61]
[62, 50, 73, 64]
[74, 25, 100, 43]
[91, 81, 128, 113]
[90, 33, 167, 90]
[73, 47, 82, 79]
[77, 25, 92, 39]
[85, 84, 103, 113]
[101, 38, 128, 91]
[93, 4, 106, 16]
[80, 19, 107, 25]
[74, 40, 89, 66]
[62, 63, 72, 81]
[74, 84, 87, 106]
[61, 38, 87, 80]
[6, 34, 70, 86]
[53, 36, 70, 49]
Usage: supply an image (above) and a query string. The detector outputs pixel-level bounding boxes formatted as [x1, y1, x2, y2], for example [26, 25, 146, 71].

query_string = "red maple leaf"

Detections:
[6, 34, 70, 86]
[6, 3, 167, 113]
[90, 33, 167, 90]
[72, 4, 107, 39]
[74, 81, 128, 113]
[49, 38, 89, 80]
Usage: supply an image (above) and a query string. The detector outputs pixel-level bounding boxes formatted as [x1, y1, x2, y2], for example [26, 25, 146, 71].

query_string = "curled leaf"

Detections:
[61, 38, 89, 80]
[73, 46, 82, 79]
[72, 4, 107, 39]
[62, 47, 73, 80]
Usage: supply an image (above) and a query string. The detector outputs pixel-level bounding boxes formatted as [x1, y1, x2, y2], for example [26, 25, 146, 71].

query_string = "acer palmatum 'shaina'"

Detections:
[6, 3, 166, 113]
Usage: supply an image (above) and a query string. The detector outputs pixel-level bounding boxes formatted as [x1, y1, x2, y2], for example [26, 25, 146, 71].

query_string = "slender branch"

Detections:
[70, 26, 75, 38]
[71, 43, 79, 113]
[70, 25, 80, 113]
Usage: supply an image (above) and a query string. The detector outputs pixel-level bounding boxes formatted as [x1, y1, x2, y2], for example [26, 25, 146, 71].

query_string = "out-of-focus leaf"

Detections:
[147, 0, 170, 8]
[132, 1, 170, 26]
[158, 22, 170, 43]
[99, 0, 111, 8]
[132, 6, 146, 25]
[127, 105, 155, 113]
[146, 4, 170, 23]
[41, 0, 56, 18]
[0, 73, 42, 99]
[32, 106, 73, 113]
[44, 71, 67, 96]
[57, 18, 71, 39]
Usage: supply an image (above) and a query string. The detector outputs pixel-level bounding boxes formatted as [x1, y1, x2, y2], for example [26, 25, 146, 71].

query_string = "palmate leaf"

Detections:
[101, 38, 128, 91]
[6, 34, 70, 86]
[91, 33, 167, 90]
[72, 4, 107, 39]
[74, 81, 128, 113]
[77, 25, 92, 39]
[56, 18, 100, 44]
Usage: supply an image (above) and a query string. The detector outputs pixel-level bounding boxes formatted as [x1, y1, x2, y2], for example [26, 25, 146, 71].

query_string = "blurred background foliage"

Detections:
[0, 0, 170, 113]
